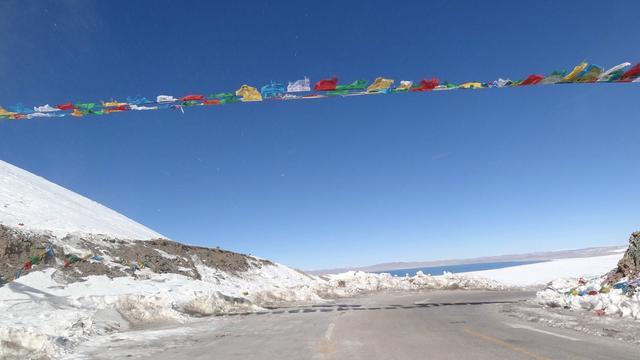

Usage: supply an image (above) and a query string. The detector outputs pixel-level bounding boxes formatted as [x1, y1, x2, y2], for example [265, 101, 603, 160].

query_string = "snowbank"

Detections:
[0, 160, 163, 239]
[322, 270, 505, 296]
[462, 254, 621, 286]
[0, 266, 503, 358]
[536, 277, 640, 320]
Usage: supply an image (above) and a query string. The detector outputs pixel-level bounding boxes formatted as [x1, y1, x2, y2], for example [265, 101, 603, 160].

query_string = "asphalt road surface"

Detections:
[72, 290, 639, 359]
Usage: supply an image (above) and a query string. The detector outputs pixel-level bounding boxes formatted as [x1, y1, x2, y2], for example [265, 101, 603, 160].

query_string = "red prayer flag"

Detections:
[620, 63, 640, 81]
[105, 105, 128, 113]
[314, 76, 338, 91]
[203, 99, 221, 105]
[56, 103, 75, 110]
[180, 94, 205, 101]
[519, 74, 544, 86]
[411, 78, 439, 91]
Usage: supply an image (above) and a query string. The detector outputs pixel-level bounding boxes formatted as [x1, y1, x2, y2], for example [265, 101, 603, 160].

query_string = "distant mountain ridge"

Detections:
[309, 246, 627, 275]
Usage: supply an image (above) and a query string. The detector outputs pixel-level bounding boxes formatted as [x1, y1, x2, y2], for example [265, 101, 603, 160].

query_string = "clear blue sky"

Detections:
[1, 1, 639, 270]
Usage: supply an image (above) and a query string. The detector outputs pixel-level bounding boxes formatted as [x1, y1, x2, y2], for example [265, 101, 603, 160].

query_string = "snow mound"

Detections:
[321, 270, 505, 296]
[0, 160, 163, 239]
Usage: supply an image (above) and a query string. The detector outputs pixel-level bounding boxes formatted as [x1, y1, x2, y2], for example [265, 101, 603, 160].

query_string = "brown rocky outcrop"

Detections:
[605, 231, 640, 284]
[0, 225, 272, 286]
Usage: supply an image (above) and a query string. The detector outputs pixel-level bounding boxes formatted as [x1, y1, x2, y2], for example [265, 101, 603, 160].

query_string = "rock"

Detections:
[605, 231, 640, 284]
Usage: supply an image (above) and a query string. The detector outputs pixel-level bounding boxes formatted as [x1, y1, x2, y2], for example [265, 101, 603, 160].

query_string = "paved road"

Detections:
[73, 290, 639, 359]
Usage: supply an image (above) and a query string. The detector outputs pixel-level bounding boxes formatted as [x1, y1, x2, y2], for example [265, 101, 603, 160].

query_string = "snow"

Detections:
[322, 270, 504, 296]
[0, 267, 263, 358]
[536, 277, 640, 320]
[0, 226, 626, 360]
[462, 251, 640, 323]
[0, 160, 163, 239]
[0, 245, 630, 359]
[154, 248, 178, 260]
[1, 159, 635, 358]
[0, 262, 505, 359]
[462, 254, 621, 286]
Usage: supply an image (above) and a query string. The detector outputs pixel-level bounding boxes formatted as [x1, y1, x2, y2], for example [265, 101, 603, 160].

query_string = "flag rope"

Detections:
[1, 61, 638, 122]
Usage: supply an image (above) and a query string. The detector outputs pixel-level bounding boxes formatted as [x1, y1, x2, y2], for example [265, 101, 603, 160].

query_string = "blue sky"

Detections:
[1, 1, 639, 270]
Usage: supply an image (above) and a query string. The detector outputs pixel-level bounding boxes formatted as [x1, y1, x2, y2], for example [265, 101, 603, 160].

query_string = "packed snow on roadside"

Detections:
[0, 160, 163, 240]
[0, 264, 504, 359]
[0, 260, 311, 359]
[322, 270, 504, 296]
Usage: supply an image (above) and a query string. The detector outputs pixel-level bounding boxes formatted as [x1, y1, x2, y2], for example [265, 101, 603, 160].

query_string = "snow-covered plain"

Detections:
[0, 160, 162, 239]
[463, 253, 623, 286]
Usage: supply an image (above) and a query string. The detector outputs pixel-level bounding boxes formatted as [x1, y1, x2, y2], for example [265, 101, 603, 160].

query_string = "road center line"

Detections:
[324, 323, 335, 341]
[463, 328, 552, 360]
[504, 323, 581, 342]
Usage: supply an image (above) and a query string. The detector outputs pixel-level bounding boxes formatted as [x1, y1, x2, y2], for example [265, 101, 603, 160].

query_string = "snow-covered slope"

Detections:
[0, 160, 162, 239]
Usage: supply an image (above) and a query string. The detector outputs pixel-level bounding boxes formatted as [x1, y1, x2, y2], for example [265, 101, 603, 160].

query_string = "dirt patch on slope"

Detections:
[0, 225, 273, 285]
[0, 226, 58, 285]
